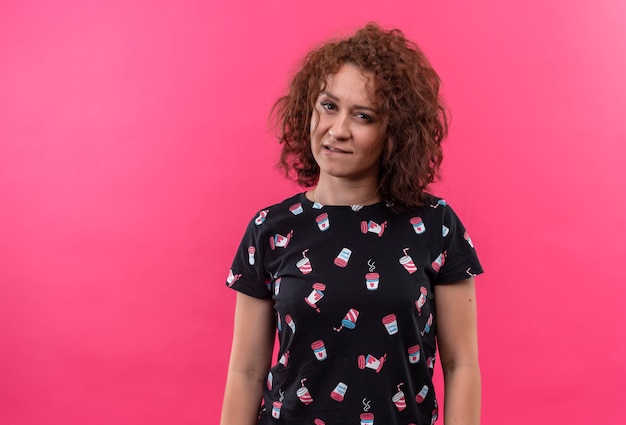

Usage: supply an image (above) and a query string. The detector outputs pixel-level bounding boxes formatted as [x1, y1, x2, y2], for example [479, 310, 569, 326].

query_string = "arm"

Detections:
[434, 277, 481, 425]
[221, 292, 276, 425]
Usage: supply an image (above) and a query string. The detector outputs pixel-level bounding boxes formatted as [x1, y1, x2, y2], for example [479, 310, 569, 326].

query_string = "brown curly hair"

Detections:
[272, 22, 448, 210]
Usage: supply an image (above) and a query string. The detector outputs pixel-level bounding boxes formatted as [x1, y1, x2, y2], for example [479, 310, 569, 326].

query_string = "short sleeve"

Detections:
[436, 205, 484, 284]
[225, 214, 273, 299]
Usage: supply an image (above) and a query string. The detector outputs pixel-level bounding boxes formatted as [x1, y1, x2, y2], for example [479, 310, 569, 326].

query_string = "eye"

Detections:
[320, 101, 337, 111]
[356, 112, 374, 122]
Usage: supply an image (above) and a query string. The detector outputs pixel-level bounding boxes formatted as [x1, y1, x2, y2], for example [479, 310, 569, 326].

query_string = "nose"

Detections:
[328, 112, 350, 141]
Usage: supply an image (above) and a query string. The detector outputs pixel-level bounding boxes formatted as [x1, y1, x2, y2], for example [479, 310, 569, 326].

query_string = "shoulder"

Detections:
[392, 194, 449, 218]
[245, 193, 304, 230]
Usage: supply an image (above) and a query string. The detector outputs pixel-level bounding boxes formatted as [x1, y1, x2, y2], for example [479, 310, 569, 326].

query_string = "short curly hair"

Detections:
[272, 22, 448, 210]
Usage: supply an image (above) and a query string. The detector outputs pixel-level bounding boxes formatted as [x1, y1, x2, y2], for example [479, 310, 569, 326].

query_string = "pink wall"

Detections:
[1, 1, 625, 424]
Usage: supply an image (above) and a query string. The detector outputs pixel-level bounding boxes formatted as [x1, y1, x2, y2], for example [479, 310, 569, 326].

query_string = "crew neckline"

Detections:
[298, 192, 387, 211]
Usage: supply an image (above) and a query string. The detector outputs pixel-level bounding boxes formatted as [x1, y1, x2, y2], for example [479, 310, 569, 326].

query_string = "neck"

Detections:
[307, 176, 381, 206]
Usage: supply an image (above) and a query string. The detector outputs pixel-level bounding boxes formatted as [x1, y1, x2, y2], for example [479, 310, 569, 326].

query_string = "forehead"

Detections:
[321, 63, 376, 104]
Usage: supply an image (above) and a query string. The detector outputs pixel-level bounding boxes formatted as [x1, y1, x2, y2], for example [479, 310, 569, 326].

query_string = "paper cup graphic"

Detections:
[365, 272, 380, 290]
[431, 407, 439, 424]
[314, 419, 325, 425]
[423, 313, 433, 334]
[285, 314, 296, 333]
[267, 371, 273, 390]
[358, 354, 386, 373]
[392, 390, 406, 411]
[426, 356, 435, 369]
[432, 253, 445, 272]
[274, 278, 281, 296]
[399, 255, 417, 274]
[360, 412, 374, 425]
[254, 210, 268, 225]
[334, 308, 359, 331]
[382, 314, 398, 335]
[407, 344, 421, 364]
[410, 217, 426, 234]
[360, 220, 368, 234]
[442, 225, 449, 237]
[415, 385, 429, 403]
[297, 383, 314, 405]
[316, 213, 330, 231]
[226, 269, 236, 285]
[415, 286, 428, 314]
[305, 283, 326, 312]
[330, 382, 348, 402]
[311, 340, 327, 361]
[297, 256, 312, 274]
[248, 246, 256, 265]
[279, 351, 289, 367]
[334, 248, 352, 267]
[271, 401, 282, 419]
[289, 202, 303, 215]
[464, 231, 474, 248]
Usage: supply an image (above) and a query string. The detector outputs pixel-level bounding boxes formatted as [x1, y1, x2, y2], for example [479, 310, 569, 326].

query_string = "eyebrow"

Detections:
[319, 91, 378, 113]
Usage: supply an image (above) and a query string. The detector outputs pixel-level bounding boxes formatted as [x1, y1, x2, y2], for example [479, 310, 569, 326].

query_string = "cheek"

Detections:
[310, 111, 320, 136]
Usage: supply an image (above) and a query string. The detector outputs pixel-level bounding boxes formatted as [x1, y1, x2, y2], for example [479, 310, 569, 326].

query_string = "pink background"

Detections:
[1, 1, 625, 424]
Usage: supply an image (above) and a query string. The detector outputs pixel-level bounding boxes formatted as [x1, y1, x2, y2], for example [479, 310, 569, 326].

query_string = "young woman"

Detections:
[221, 23, 483, 425]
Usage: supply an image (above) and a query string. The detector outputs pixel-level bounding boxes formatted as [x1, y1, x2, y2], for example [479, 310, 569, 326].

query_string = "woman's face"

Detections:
[310, 63, 384, 185]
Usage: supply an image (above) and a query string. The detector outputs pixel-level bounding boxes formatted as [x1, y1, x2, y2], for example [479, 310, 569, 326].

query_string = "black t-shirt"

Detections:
[226, 193, 483, 425]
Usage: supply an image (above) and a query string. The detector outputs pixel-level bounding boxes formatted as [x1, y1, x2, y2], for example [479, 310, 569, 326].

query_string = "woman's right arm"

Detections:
[221, 292, 276, 425]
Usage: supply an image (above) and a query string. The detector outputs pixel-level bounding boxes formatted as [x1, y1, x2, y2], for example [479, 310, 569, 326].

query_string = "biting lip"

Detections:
[323, 145, 350, 153]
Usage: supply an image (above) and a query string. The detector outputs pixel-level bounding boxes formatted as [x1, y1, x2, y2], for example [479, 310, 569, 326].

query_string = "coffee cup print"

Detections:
[431, 252, 445, 272]
[407, 344, 421, 364]
[365, 272, 380, 290]
[410, 217, 426, 234]
[314, 419, 325, 425]
[431, 407, 439, 425]
[289, 202, 303, 215]
[271, 401, 282, 419]
[464, 231, 474, 248]
[254, 209, 269, 225]
[279, 350, 289, 367]
[392, 383, 406, 411]
[442, 225, 449, 237]
[274, 277, 281, 296]
[296, 250, 312, 274]
[311, 340, 328, 361]
[284, 314, 296, 333]
[361, 220, 387, 237]
[316, 213, 330, 231]
[248, 246, 256, 265]
[226, 269, 241, 287]
[415, 385, 429, 404]
[360, 412, 374, 425]
[399, 248, 417, 274]
[312, 201, 324, 209]
[334, 308, 359, 332]
[358, 354, 386, 373]
[297, 379, 314, 405]
[267, 371, 273, 390]
[422, 313, 433, 335]
[334, 247, 352, 268]
[330, 382, 348, 402]
[426, 356, 435, 370]
[382, 314, 398, 335]
[304, 283, 326, 312]
[415, 286, 428, 315]
[269, 230, 293, 250]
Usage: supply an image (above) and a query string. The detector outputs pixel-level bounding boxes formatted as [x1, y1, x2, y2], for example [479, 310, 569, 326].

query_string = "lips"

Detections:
[323, 145, 350, 153]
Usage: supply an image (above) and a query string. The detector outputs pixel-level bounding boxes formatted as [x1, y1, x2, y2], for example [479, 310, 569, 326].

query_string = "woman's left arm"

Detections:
[434, 277, 481, 425]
